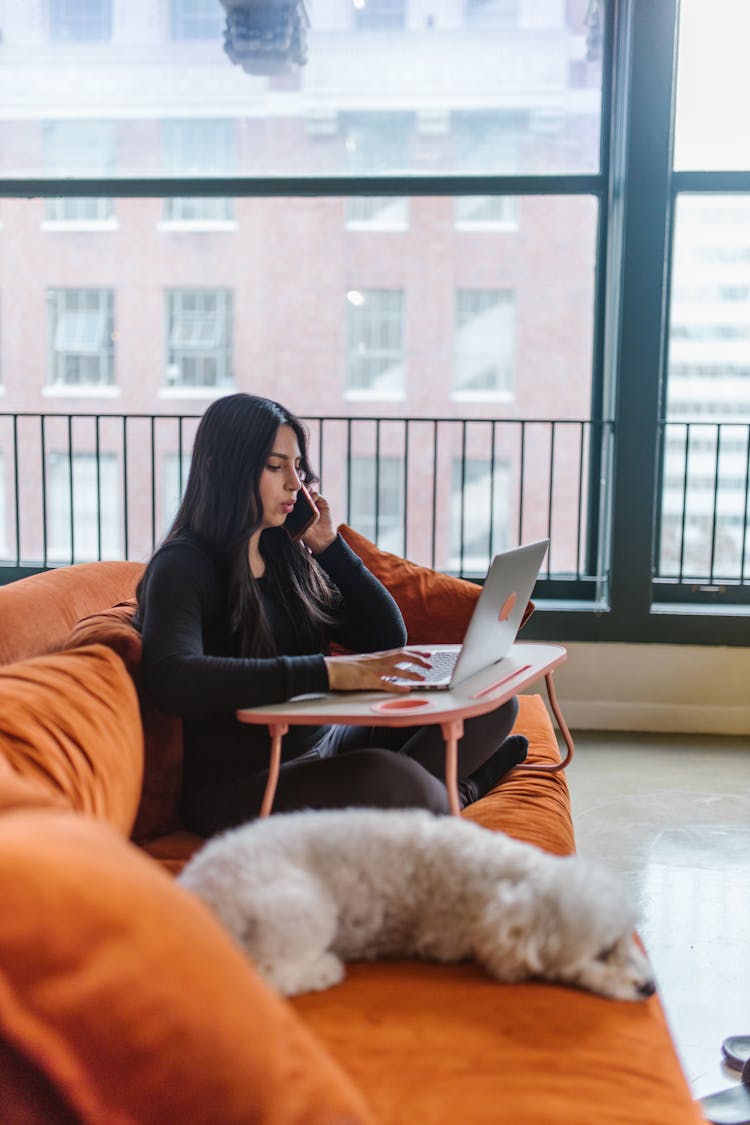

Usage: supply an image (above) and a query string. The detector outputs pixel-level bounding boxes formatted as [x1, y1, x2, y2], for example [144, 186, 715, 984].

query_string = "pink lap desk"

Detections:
[237, 642, 573, 817]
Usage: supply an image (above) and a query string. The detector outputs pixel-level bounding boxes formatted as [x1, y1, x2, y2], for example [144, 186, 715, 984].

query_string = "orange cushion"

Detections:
[64, 602, 184, 844]
[464, 693, 576, 857]
[0, 560, 144, 666]
[338, 524, 532, 643]
[293, 960, 704, 1125]
[0, 810, 374, 1125]
[0, 646, 143, 836]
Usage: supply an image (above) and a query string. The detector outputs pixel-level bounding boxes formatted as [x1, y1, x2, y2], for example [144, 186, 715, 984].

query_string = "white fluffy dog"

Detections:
[178, 808, 656, 1001]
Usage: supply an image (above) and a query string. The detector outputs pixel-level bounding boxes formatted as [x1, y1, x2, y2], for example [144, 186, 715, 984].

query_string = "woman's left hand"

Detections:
[301, 490, 337, 555]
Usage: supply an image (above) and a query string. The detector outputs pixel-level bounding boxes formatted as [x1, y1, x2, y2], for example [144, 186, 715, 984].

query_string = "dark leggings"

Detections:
[180, 696, 519, 837]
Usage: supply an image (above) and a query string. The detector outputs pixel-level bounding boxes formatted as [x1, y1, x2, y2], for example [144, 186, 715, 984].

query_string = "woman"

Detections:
[135, 393, 526, 837]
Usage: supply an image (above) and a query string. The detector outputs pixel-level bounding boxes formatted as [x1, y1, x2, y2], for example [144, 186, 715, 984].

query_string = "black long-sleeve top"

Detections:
[136, 531, 407, 789]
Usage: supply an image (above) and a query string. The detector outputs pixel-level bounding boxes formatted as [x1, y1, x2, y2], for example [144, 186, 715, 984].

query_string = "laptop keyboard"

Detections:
[388, 650, 459, 687]
[422, 651, 459, 681]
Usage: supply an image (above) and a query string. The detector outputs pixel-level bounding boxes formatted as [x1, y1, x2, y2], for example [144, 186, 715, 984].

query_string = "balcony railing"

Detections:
[656, 419, 750, 603]
[0, 412, 610, 599]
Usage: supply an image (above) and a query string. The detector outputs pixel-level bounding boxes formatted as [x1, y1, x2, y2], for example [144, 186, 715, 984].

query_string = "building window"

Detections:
[163, 452, 192, 535]
[163, 120, 233, 223]
[455, 196, 518, 228]
[352, 0, 406, 31]
[452, 112, 520, 175]
[43, 121, 115, 221]
[0, 452, 7, 560]
[166, 289, 233, 388]
[454, 290, 515, 394]
[162, 197, 233, 222]
[47, 288, 115, 387]
[49, 0, 112, 41]
[450, 458, 510, 573]
[464, 0, 519, 29]
[47, 453, 120, 562]
[349, 456, 404, 554]
[346, 289, 404, 395]
[346, 196, 408, 228]
[342, 113, 411, 175]
[170, 0, 222, 40]
[46, 197, 114, 223]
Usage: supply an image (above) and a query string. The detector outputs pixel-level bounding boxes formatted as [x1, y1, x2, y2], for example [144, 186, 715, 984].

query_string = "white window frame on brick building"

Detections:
[170, 0, 222, 40]
[454, 196, 519, 229]
[449, 457, 511, 574]
[46, 452, 121, 563]
[47, 288, 115, 389]
[49, 0, 111, 42]
[162, 452, 192, 535]
[165, 289, 233, 390]
[43, 122, 116, 228]
[0, 452, 7, 561]
[453, 289, 515, 397]
[345, 289, 405, 398]
[162, 121, 234, 225]
[346, 196, 408, 230]
[353, 0, 406, 32]
[349, 455, 405, 555]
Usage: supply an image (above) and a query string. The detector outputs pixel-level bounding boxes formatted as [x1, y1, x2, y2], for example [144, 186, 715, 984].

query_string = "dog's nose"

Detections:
[638, 979, 656, 998]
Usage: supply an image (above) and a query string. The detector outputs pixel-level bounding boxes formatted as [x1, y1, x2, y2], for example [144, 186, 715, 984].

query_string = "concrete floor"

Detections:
[566, 731, 750, 1102]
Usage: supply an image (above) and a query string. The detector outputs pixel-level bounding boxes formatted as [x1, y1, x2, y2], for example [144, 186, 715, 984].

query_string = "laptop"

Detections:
[388, 539, 549, 691]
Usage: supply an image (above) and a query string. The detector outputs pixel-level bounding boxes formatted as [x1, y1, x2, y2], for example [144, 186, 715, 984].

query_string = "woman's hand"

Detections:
[323, 648, 433, 694]
[301, 490, 337, 555]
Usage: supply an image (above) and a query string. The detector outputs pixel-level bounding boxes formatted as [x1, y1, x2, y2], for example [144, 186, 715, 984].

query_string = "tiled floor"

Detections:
[566, 732, 750, 1102]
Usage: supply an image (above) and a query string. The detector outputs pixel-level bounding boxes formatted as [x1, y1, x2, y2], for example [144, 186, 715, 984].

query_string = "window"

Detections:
[43, 121, 115, 222]
[349, 456, 404, 554]
[171, 0, 222, 40]
[352, 0, 406, 32]
[163, 453, 192, 535]
[455, 196, 518, 228]
[661, 192, 750, 584]
[454, 290, 515, 395]
[49, 0, 111, 41]
[163, 120, 233, 223]
[163, 197, 233, 222]
[674, 0, 750, 171]
[0, 452, 7, 560]
[342, 113, 411, 174]
[47, 289, 115, 387]
[464, 0, 519, 29]
[46, 453, 120, 562]
[346, 289, 404, 395]
[450, 458, 510, 573]
[452, 113, 520, 175]
[166, 289, 233, 388]
[45, 198, 114, 223]
[346, 197, 408, 228]
[45, 195, 113, 230]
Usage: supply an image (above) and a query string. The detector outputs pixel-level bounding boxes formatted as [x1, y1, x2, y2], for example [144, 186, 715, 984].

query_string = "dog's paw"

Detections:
[307, 951, 346, 992]
[265, 952, 345, 997]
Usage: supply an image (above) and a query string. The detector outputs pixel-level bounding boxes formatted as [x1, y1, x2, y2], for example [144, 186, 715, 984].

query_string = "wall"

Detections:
[546, 642, 750, 735]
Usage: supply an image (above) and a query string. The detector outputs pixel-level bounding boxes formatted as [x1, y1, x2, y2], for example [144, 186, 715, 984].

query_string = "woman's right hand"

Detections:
[323, 648, 432, 694]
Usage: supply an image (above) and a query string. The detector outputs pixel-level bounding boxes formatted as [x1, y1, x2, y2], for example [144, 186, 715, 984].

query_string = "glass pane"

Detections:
[660, 194, 750, 580]
[675, 0, 750, 171]
[1, 194, 596, 572]
[46, 452, 120, 562]
[1, 8, 602, 178]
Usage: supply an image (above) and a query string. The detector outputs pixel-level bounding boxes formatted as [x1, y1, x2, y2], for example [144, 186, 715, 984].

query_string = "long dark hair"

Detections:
[138, 393, 339, 656]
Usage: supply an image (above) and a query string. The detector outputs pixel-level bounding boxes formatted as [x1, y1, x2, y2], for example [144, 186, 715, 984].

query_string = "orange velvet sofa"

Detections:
[0, 527, 707, 1125]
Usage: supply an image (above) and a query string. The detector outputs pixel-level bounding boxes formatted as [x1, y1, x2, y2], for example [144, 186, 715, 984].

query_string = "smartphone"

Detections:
[284, 483, 320, 541]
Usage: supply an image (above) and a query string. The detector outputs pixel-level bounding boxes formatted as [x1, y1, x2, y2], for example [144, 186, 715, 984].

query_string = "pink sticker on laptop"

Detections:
[498, 591, 517, 622]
